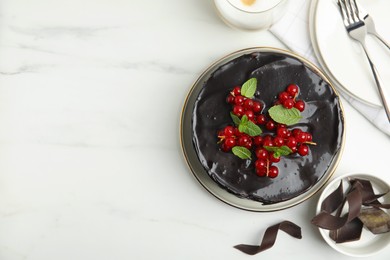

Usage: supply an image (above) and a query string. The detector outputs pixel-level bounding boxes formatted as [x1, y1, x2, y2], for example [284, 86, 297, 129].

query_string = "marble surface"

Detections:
[0, 0, 388, 259]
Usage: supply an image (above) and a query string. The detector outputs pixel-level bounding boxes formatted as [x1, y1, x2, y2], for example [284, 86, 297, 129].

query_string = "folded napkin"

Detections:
[270, 0, 390, 136]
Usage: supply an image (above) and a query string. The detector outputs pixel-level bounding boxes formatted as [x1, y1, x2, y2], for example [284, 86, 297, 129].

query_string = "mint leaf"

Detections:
[230, 112, 241, 126]
[237, 115, 262, 136]
[241, 78, 257, 98]
[239, 120, 262, 136]
[232, 146, 251, 160]
[268, 105, 302, 125]
[240, 115, 248, 124]
[264, 145, 292, 157]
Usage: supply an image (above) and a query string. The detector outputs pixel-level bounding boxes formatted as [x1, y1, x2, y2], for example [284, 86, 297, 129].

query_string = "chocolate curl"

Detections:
[366, 201, 390, 209]
[329, 218, 363, 243]
[311, 184, 362, 230]
[352, 178, 390, 209]
[234, 221, 302, 255]
[320, 180, 344, 213]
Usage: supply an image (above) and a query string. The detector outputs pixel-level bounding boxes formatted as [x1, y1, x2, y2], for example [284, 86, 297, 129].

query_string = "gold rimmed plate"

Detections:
[180, 47, 345, 211]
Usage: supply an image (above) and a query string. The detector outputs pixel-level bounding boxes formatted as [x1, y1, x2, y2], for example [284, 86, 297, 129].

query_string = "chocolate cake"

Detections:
[191, 51, 344, 205]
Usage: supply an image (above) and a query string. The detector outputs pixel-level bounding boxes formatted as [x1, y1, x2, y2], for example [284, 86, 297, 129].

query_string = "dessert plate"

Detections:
[180, 47, 345, 212]
[312, 0, 390, 107]
[316, 173, 390, 257]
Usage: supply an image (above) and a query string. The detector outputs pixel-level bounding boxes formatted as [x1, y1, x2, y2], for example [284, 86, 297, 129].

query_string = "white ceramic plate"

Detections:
[316, 173, 390, 257]
[312, 0, 390, 107]
[309, 0, 344, 97]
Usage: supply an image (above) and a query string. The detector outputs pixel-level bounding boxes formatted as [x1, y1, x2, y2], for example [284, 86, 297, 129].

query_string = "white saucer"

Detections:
[311, 0, 390, 107]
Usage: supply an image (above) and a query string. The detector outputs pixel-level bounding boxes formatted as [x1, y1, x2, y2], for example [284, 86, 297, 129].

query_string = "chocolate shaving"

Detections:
[352, 178, 390, 209]
[312, 182, 362, 230]
[329, 218, 363, 243]
[311, 177, 390, 243]
[234, 220, 302, 255]
[320, 179, 344, 213]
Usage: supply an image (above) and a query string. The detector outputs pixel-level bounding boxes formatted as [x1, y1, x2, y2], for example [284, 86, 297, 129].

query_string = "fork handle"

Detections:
[371, 32, 390, 52]
[361, 42, 390, 123]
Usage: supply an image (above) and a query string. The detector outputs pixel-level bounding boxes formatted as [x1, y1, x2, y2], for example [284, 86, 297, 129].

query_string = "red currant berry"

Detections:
[245, 139, 253, 149]
[226, 94, 235, 104]
[223, 126, 235, 137]
[255, 159, 267, 169]
[253, 136, 263, 146]
[286, 136, 297, 149]
[283, 98, 295, 109]
[252, 101, 262, 113]
[269, 153, 281, 163]
[255, 147, 269, 160]
[298, 144, 309, 156]
[238, 135, 252, 149]
[256, 167, 267, 177]
[263, 138, 274, 147]
[274, 136, 284, 147]
[257, 114, 267, 125]
[243, 99, 254, 110]
[232, 86, 241, 96]
[234, 95, 245, 106]
[276, 127, 289, 138]
[306, 132, 313, 142]
[292, 128, 302, 137]
[278, 91, 290, 102]
[263, 135, 273, 142]
[233, 105, 244, 117]
[268, 166, 279, 178]
[224, 137, 236, 150]
[234, 128, 242, 137]
[244, 110, 255, 121]
[296, 132, 308, 143]
[286, 84, 299, 97]
[294, 100, 305, 112]
[265, 120, 276, 130]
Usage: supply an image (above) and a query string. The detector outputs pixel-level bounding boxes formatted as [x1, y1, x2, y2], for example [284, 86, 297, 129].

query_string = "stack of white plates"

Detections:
[309, 0, 390, 108]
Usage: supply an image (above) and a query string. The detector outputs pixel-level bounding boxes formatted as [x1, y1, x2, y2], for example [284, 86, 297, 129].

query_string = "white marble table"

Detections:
[0, 0, 388, 259]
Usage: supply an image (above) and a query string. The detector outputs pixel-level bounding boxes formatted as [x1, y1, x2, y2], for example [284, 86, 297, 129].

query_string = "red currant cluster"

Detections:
[217, 82, 316, 179]
[276, 84, 305, 111]
[218, 125, 251, 152]
[253, 127, 314, 178]
[226, 86, 262, 121]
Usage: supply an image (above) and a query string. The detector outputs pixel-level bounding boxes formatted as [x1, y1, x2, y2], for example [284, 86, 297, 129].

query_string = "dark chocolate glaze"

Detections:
[192, 52, 344, 204]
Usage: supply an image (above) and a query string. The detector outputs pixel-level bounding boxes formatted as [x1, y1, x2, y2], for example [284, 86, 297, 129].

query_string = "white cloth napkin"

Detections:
[270, 0, 390, 136]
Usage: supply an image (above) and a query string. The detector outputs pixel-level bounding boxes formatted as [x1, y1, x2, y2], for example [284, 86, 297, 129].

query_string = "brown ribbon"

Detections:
[234, 220, 302, 255]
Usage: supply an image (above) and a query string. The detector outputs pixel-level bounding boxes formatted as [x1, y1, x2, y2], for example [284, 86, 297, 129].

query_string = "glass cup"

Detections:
[214, 0, 288, 30]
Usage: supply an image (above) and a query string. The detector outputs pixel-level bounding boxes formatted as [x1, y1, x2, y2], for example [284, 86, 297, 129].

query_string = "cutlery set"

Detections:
[337, 0, 390, 122]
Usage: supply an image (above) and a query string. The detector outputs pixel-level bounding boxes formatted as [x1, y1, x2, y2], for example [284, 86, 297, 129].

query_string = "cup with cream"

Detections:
[214, 0, 288, 30]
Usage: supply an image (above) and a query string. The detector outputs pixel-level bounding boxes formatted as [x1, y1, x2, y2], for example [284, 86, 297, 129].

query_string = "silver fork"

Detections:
[354, 1, 390, 51]
[337, 0, 390, 123]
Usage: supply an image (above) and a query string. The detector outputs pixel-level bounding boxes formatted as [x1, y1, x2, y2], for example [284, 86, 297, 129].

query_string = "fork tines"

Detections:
[338, 0, 364, 30]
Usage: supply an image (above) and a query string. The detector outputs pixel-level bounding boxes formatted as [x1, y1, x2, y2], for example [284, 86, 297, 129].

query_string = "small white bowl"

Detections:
[316, 173, 390, 257]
